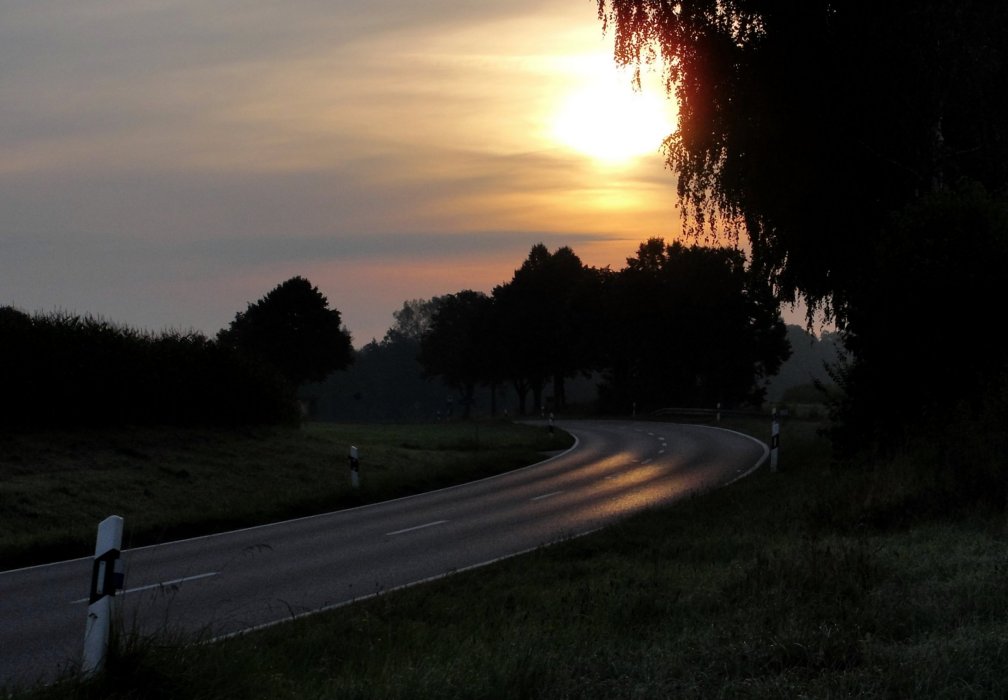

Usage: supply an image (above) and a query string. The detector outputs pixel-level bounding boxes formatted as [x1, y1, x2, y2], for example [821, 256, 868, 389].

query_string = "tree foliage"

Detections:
[385, 298, 441, 346]
[0, 308, 298, 429]
[599, 0, 1008, 312]
[831, 183, 1008, 452]
[408, 242, 788, 418]
[598, 1, 1008, 452]
[492, 245, 602, 413]
[303, 333, 447, 423]
[217, 276, 353, 388]
[418, 290, 495, 419]
[599, 239, 789, 412]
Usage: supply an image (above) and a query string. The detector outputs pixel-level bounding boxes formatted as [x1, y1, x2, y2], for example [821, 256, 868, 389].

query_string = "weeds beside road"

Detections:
[0, 421, 573, 571]
[7, 417, 1007, 699]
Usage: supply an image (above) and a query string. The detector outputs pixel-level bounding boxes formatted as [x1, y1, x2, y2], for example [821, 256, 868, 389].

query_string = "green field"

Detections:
[8, 417, 1007, 699]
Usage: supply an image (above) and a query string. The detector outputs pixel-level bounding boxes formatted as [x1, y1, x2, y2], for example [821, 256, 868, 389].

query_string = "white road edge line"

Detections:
[209, 527, 607, 645]
[385, 520, 448, 536]
[70, 571, 219, 604]
[530, 490, 564, 502]
[202, 421, 770, 645]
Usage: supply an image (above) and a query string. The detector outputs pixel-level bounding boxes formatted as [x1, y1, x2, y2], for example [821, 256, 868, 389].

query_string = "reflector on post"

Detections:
[83, 515, 124, 675]
[348, 445, 360, 489]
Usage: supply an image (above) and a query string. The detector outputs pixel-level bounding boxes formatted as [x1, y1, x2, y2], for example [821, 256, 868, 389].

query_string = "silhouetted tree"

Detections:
[493, 244, 602, 414]
[217, 276, 353, 387]
[384, 298, 441, 346]
[599, 1, 1008, 310]
[1, 308, 297, 428]
[597, 1, 1008, 452]
[599, 239, 789, 412]
[302, 294, 526, 421]
[418, 290, 495, 419]
[830, 184, 1008, 454]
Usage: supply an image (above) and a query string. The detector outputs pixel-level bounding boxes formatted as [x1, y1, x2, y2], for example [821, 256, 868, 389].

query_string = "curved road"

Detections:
[1, 419, 766, 689]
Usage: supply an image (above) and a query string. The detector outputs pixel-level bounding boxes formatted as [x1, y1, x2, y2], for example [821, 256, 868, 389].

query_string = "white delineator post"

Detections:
[770, 408, 780, 472]
[83, 515, 124, 675]
[349, 446, 360, 489]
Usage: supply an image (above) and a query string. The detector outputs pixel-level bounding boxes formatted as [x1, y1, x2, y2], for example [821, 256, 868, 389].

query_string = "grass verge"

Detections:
[9, 417, 1008, 698]
[0, 420, 573, 571]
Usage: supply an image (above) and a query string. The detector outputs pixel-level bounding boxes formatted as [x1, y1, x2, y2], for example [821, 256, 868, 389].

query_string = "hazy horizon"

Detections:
[2, 0, 709, 344]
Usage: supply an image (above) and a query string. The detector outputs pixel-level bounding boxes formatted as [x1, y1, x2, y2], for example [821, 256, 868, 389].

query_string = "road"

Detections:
[0, 419, 766, 689]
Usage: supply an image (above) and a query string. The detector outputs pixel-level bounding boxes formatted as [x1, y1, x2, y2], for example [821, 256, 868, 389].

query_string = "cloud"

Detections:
[0, 0, 685, 343]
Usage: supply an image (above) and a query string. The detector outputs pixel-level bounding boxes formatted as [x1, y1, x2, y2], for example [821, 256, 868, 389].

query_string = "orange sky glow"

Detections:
[0, 1, 818, 344]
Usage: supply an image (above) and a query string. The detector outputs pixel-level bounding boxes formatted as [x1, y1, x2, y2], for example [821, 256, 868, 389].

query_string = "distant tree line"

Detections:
[1, 277, 352, 430]
[302, 239, 791, 422]
[0, 307, 296, 428]
[2, 245, 787, 428]
[408, 239, 790, 418]
[302, 299, 461, 423]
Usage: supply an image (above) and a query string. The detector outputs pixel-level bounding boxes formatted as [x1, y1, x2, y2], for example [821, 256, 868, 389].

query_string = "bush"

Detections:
[0, 308, 299, 429]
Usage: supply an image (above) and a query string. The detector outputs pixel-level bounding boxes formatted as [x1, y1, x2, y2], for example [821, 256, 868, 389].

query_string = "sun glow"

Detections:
[550, 58, 675, 166]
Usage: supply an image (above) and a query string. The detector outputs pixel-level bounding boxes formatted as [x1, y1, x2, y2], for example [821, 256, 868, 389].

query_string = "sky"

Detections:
[1, 0, 804, 346]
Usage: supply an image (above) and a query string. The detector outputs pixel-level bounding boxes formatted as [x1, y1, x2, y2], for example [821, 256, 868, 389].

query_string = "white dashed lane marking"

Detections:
[386, 520, 449, 536]
[531, 491, 565, 502]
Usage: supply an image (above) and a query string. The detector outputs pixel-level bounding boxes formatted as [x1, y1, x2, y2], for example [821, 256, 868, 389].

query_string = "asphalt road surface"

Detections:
[1, 419, 767, 689]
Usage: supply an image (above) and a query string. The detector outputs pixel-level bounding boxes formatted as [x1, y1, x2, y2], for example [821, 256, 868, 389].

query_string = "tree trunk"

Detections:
[462, 383, 474, 419]
[532, 378, 544, 416]
[512, 378, 529, 415]
[553, 373, 566, 410]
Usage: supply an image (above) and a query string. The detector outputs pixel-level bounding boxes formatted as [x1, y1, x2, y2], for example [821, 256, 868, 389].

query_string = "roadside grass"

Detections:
[12, 415, 1007, 698]
[0, 421, 572, 570]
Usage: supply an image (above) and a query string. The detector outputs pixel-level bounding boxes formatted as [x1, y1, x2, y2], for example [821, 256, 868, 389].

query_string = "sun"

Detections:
[551, 64, 675, 166]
